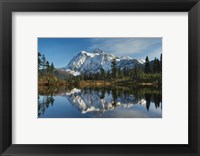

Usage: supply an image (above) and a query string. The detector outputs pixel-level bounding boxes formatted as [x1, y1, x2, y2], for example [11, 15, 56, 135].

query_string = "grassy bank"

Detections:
[38, 79, 160, 88]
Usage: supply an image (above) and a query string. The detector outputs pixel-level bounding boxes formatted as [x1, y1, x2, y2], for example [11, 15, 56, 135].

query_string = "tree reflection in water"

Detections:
[38, 86, 162, 118]
[38, 86, 55, 116]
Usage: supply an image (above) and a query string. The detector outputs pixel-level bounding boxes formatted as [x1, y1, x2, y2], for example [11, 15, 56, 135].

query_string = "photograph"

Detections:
[38, 37, 162, 118]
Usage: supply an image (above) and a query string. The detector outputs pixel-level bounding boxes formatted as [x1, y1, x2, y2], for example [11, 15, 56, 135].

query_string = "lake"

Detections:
[38, 86, 162, 118]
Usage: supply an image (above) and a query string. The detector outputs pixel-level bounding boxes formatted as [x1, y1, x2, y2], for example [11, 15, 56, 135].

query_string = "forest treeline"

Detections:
[38, 52, 162, 86]
[38, 52, 57, 85]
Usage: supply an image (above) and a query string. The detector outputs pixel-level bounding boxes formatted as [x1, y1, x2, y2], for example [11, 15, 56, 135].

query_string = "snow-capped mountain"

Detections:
[62, 48, 145, 76]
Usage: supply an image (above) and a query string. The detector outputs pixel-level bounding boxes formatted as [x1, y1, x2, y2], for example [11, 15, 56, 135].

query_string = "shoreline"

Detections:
[38, 80, 160, 87]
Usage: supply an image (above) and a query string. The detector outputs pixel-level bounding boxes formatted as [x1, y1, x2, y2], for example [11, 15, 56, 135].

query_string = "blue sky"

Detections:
[38, 38, 162, 68]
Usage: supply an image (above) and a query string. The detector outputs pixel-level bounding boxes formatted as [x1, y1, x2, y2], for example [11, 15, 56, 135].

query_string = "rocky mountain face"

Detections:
[62, 48, 145, 76]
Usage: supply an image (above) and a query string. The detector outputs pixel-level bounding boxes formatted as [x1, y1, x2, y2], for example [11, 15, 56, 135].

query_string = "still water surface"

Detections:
[38, 87, 162, 118]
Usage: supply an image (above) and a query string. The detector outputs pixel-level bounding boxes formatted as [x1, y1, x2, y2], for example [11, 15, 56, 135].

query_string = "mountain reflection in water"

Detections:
[38, 87, 162, 118]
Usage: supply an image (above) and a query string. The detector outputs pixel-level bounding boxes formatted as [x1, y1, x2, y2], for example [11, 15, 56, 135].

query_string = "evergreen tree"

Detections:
[95, 72, 99, 80]
[132, 66, 138, 80]
[153, 58, 158, 73]
[123, 67, 128, 79]
[156, 58, 160, 73]
[41, 54, 46, 75]
[100, 68, 105, 80]
[145, 56, 150, 73]
[46, 61, 50, 75]
[160, 54, 162, 73]
[111, 58, 118, 80]
[117, 68, 122, 79]
[50, 62, 55, 75]
[106, 71, 111, 80]
[38, 52, 41, 69]
[89, 72, 93, 80]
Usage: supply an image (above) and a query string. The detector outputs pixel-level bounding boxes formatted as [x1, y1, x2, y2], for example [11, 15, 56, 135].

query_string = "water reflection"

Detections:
[38, 86, 162, 118]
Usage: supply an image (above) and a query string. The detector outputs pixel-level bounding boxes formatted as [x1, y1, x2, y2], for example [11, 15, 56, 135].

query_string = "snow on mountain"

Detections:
[63, 48, 145, 76]
[64, 88, 146, 115]
[138, 59, 145, 64]
[65, 69, 80, 76]
[65, 88, 81, 95]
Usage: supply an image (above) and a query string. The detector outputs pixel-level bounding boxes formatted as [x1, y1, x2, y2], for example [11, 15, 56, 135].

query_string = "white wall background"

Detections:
[12, 12, 188, 144]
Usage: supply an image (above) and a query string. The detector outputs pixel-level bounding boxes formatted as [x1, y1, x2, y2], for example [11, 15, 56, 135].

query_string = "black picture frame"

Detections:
[0, 0, 200, 155]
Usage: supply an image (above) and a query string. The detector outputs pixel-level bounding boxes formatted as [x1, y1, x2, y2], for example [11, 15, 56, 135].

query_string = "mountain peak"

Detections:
[80, 51, 96, 57]
[64, 49, 144, 76]
[92, 48, 104, 54]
